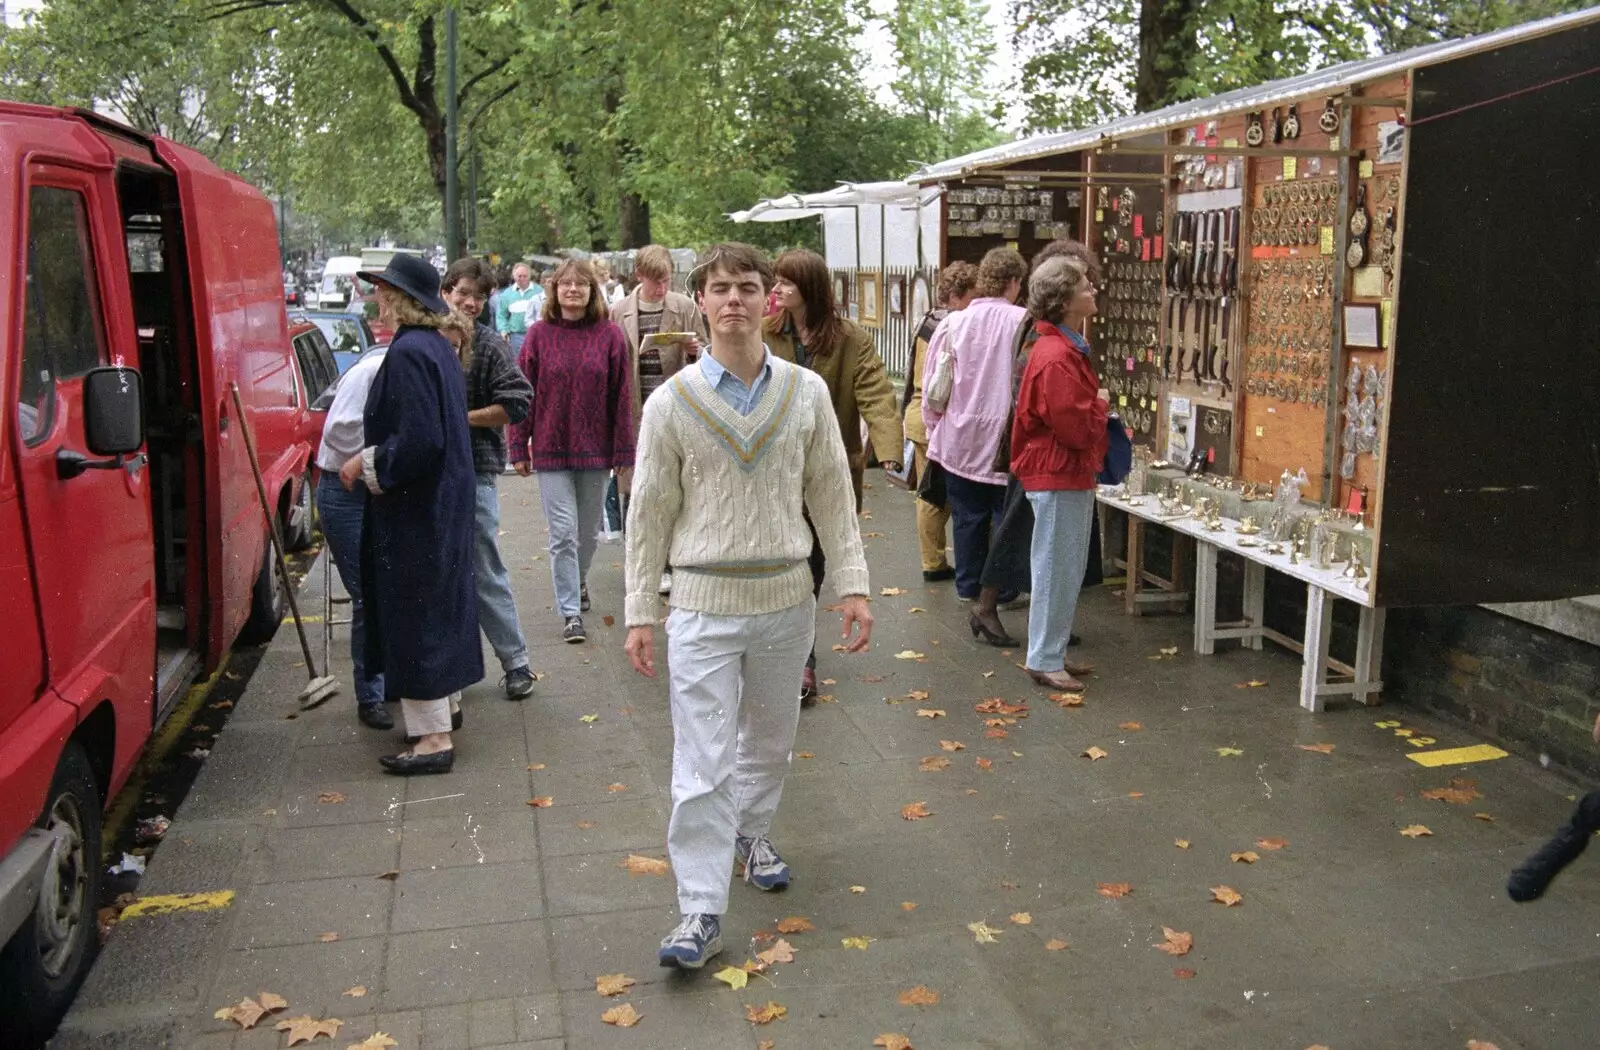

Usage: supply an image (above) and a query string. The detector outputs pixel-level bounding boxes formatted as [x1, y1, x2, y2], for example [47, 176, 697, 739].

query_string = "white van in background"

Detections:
[317, 255, 361, 309]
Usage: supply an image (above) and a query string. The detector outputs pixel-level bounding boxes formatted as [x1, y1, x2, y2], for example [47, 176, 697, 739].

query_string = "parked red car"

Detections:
[0, 103, 313, 1043]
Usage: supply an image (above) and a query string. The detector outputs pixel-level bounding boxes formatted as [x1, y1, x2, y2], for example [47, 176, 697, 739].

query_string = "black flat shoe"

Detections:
[379, 749, 454, 775]
[969, 612, 1018, 648]
[405, 708, 463, 745]
[922, 567, 955, 582]
[358, 703, 394, 730]
[1068, 633, 1083, 647]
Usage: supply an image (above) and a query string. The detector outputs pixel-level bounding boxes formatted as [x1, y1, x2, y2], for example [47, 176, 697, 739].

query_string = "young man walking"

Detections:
[623, 243, 873, 969]
[442, 258, 538, 699]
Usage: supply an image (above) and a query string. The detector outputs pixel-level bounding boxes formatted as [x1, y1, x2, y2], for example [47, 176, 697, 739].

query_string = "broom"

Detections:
[229, 382, 339, 709]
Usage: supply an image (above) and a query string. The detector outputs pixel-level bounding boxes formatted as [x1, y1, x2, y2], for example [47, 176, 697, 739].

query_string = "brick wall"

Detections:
[1383, 606, 1600, 783]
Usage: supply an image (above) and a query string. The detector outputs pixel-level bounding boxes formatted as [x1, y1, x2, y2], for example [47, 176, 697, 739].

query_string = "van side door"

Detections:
[12, 170, 154, 738]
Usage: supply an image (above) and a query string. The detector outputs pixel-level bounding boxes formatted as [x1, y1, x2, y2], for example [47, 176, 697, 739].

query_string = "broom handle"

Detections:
[229, 383, 320, 675]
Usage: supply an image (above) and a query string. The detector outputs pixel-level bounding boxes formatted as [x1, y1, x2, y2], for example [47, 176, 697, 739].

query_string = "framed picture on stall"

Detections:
[857, 270, 883, 329]
[887, 274, 907, 318]
[833, 273, 850, 316]
[909, 274, 931, 324]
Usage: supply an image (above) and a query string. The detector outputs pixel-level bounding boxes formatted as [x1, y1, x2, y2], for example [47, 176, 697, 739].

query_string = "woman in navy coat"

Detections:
[339, 254, 483, 774]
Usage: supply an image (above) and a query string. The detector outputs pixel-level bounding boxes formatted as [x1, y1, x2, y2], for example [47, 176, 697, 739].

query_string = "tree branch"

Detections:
[204, 0, 298, 19]
[412, 14, 438, 114]
[464, 80, 517, 140]
[457, 56, 509, 105]
[319, 0, 429, 117]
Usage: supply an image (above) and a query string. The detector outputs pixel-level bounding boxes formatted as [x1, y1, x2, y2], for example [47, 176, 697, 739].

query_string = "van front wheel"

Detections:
[238, 535, 284, 645]
[0, 742, 102, 1046]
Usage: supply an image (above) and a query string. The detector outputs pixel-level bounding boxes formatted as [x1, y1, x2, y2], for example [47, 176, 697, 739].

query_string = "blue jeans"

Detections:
[316, 474, 384, 704]
[943, 471, 1007, 599]
[537, 469, 609, 617]
[1024, 489, 1095, 673]
[474, 473, 529, 672]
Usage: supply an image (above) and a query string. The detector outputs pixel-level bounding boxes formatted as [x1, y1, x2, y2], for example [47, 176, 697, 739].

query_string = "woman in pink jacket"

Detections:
[1009, 256, 1111, 692]
[922, 248, 1029, 601]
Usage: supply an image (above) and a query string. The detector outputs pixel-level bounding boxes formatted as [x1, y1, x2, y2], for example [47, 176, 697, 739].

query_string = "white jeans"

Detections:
[400, 692, 462, 737]
[665, 600, 816, 915]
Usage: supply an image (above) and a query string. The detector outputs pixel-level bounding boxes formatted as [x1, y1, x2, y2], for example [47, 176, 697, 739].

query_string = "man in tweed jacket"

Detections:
[624, 243, 872, 970]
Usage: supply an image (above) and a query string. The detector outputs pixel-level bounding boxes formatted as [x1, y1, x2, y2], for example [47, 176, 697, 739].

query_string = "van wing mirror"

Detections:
[82, 366, 145, 456]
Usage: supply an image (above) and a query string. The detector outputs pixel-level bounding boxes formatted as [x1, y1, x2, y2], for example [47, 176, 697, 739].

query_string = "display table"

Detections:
[1097, 488, 1385, 712]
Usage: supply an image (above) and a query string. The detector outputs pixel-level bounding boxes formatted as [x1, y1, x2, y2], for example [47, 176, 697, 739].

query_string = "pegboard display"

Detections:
[1090, 179, 1166, 446]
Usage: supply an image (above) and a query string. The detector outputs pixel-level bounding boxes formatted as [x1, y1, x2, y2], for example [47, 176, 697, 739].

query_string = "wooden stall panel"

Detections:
[1375, 22, 1600, 605]
[942, 154, 1086, 267]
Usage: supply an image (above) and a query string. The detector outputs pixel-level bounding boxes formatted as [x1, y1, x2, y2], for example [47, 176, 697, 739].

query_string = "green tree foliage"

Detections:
[0, 0, 1002, 255]
[1008, 0, 1592, 133]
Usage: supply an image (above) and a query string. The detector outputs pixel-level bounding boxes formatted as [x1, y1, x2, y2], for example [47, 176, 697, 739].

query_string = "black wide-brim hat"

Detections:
[358, 253, 448, 314]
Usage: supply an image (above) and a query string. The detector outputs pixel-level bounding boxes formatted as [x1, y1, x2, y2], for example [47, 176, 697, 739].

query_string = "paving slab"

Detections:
[55, 479, 1600, 1049]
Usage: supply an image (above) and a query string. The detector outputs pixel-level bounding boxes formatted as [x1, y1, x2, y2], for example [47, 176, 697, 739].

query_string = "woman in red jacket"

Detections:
[1009, 256, 1113, 692]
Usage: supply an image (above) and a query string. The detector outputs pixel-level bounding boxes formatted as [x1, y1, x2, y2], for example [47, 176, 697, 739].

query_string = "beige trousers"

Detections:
[911, 441, 951, 573]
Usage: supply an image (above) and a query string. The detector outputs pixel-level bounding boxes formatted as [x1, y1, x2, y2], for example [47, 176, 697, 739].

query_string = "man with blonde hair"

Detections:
[613, 244, 706, 593]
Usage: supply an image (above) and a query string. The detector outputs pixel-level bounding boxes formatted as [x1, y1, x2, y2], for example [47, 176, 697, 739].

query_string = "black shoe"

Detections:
[405, 708, 463, 745]
[799, 652, 818, 707]
[969, 612, 1018, 648]
[502, 666, 535, 700]
[379, 749, 454, 775]
[563, 616, 587, 644]
[580, 584, 591, 613]
[922, 567, 956, 582]
[1068, 633, 1083, 647]
[1508, 821, 1592, 901]
[358, 703, 394, 730]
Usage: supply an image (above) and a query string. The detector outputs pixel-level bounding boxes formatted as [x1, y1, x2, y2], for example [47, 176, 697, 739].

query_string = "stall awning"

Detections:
[910, 5, 1600, 183]
[729, 181, 934, 223]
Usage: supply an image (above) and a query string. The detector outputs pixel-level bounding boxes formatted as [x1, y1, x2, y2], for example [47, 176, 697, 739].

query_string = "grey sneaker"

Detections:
[658, 913, 722, 969]
[580, 583, 591, 613]
[502, 666, 535, 700]
[734, 834, 791, 891]
[563, 616, 586, 644]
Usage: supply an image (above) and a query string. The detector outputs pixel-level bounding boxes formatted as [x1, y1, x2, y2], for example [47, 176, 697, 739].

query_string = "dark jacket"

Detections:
[361, 325, 484, 699]
[1010, 321, 1109, 492]
[464, 322, 532, 474]
[766, 316, 903, 507]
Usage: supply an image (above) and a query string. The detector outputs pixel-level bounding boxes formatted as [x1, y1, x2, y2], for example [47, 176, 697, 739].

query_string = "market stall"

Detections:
[910, 8, 1600, 700]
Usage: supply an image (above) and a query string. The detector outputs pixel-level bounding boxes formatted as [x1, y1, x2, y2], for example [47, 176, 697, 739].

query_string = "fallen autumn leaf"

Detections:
[600, 1003, 642, 1027]
[1045, 938, 1069, 951]
[1096, 882, 1132, 899]
[894, 650, 926, 660]
[341, 986, 366, 998]
[1175, 839, 1191, 849]
[1295, 743, 1336, 754]
[918, 756, 951, 772]
[1210, 885, 1243, 907]
[1230, 851, 1260, 864]
[1009, 912, 1032, 924]
[347, 1034, 398, 1050]
[880, 587, 908, 596]
[901, 801, 933, 820]
[939, 739, 966, 751]
[1119, 721, 1143, 731]
[1215, 747, 1244, 757]
[875, 1035, 914, 1050]
[1082, 746, 1108, 761]
[712, 966, 749, 990]
[756, 938, 796, 965]
[1155, 927, 1193, 956]
[745, 1001, 787, 1025]
[1256, 837, 1289, 851]
[841, 935, 875, 950]
[898, 985, 940, 1006]
[275, 1015, 343, 1046]
[915, 708, 946, 718]
[967, 921, 1001, 943]
[316, 791, 346, 804]
[526, 796, 554, 808]
[619, 854, 670, 875]
[595, 973, 635, 997]
[1400, 824, 1434, 838]
[776, 916, 815, 934]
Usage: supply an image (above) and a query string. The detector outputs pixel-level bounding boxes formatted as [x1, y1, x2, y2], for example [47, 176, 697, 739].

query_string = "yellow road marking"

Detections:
[119, 889, 235, 920]
[1407, 744, 1509, 768]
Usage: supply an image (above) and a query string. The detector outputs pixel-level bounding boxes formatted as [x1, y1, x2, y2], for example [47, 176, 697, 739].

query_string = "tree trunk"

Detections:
[1136, 0, 1201, 111]
[619, 192, 650, 249]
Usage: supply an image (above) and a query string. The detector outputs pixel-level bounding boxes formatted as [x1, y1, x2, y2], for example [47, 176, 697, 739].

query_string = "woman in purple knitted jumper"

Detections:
[508, 258, 634, 643]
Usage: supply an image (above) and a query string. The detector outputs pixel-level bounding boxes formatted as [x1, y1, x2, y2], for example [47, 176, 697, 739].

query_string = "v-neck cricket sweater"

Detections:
[624, 355, 869, 626]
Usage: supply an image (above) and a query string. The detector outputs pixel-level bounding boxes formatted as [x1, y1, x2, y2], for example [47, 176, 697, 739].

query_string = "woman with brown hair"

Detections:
[507, 258, 635, 644]
[762, 248, 903, 702]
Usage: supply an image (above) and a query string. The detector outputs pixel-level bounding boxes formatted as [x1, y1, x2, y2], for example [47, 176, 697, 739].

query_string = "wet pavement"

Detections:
[54, 478, 1600, 1049]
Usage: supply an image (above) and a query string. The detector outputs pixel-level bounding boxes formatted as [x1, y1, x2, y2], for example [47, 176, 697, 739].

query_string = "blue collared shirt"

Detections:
[698, 347, 773, 416]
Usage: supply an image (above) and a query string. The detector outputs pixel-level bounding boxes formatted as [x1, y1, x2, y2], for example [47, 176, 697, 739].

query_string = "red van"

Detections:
[0, 104, 314, 1041]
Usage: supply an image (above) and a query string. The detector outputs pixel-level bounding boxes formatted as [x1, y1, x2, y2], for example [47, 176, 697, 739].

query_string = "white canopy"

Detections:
[730, 181, 942, 269]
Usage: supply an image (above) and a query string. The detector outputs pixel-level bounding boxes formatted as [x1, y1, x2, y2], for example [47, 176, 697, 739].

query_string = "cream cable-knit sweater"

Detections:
[624, 354, 869, 626]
